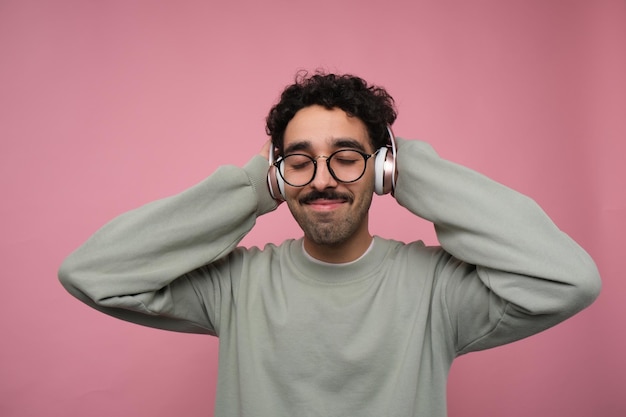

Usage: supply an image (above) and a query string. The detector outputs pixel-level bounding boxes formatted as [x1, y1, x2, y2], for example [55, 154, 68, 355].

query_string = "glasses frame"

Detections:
[274, 149, 380, 187]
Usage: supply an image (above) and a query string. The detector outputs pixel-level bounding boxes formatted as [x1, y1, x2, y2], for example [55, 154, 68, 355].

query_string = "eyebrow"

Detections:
[284, 138, 367, 155]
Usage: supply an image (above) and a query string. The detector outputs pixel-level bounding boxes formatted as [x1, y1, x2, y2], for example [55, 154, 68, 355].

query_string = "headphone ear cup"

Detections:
[374, 147, 395, 195]
[267, 165, 284, 201]
[374, 147, 387, 195]
[276, 167, 285, 200]
[267, 146, 286, 202]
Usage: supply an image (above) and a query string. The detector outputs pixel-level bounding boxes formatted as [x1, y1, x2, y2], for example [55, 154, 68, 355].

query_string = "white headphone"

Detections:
[267, 126, 397, 202]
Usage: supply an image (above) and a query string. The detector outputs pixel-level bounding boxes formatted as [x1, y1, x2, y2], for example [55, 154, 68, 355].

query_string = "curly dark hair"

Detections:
[265, 71, 397, 153]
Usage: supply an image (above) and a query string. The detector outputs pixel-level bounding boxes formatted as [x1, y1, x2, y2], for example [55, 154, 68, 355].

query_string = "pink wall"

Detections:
[1, 0, 624, 416]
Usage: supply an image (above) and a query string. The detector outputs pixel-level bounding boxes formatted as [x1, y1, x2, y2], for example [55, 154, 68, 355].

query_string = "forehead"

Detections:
[283, 105, 371, 154]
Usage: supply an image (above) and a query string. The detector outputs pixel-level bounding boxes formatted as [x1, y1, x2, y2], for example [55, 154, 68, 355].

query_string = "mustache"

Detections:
[299, 190, 353, 204]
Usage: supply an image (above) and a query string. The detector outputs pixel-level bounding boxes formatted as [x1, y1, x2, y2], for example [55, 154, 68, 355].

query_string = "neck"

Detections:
[303, 228, 373, 264]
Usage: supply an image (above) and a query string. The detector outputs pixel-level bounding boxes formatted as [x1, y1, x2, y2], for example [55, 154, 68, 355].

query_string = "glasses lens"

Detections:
[280, 154, 316, 186]
[328, 150, 367, 182]
[278, 150, 369, 186]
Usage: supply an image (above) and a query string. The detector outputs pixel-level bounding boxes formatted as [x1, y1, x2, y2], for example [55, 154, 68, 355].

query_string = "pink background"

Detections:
[1, 0, 624, 416]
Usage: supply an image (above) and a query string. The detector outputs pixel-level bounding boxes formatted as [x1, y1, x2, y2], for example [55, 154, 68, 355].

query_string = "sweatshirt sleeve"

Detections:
[393, 138, 601, 354]
[58, 155, 278, 334]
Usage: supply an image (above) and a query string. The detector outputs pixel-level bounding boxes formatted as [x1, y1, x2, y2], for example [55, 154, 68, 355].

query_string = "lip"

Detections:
[305, 199, 347, 211]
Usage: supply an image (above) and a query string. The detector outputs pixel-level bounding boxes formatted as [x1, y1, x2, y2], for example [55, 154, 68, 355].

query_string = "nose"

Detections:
[309, 157, 337, 190]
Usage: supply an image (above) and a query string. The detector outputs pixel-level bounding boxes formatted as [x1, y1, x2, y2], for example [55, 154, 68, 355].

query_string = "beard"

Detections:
[286, 188, 374, 247]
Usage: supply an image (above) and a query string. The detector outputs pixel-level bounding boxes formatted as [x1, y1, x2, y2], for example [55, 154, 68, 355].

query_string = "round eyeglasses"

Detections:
[274, 149, 379, 187]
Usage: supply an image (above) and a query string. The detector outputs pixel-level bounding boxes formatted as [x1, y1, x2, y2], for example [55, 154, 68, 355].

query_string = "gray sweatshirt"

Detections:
[59, 138, 601, 417]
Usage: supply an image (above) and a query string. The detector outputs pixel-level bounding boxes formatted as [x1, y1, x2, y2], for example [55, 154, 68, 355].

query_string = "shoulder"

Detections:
[375, 236, 442, 260]
[224, 239, 299, 264]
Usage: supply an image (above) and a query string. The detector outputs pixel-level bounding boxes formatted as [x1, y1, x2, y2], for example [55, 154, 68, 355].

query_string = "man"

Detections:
[59, 72, 601, 417]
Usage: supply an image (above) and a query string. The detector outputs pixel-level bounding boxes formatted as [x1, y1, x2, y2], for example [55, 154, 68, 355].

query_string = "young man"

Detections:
[59, 72, 601, 417]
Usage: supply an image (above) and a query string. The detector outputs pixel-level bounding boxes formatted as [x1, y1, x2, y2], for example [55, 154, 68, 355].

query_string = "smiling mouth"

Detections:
[306, 199, 347, 211]
[300, 191, 352, 209]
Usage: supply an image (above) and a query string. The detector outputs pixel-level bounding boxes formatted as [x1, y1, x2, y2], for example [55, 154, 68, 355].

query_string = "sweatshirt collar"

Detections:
[287, 236, 391, 284]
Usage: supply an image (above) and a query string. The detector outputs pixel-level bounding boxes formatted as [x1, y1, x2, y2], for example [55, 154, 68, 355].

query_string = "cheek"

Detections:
[362, 166, 377, 189]
[283, 185, 303, 205]
[348, 177, 375, 201]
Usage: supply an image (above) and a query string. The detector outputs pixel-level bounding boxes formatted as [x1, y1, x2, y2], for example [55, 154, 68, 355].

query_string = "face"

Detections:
[282, 105, 376, 250]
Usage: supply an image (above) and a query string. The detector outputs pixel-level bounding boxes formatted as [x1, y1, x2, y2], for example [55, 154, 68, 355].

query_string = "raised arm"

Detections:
[393, 138, 601, 353]
[58, 155, 277, 334]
